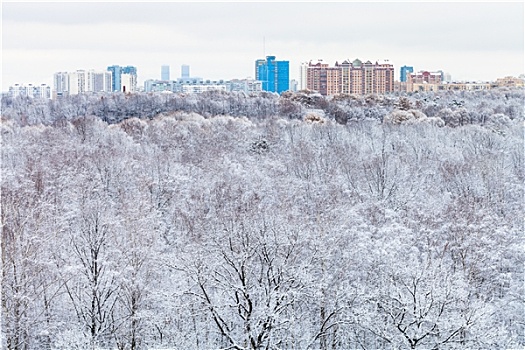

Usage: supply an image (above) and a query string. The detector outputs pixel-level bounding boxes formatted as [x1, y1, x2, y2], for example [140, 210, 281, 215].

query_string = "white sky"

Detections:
[2, 1, 524, 92]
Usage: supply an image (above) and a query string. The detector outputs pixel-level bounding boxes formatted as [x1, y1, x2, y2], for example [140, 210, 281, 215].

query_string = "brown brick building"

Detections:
[406, 71, 443, 91]
[303, 59, 394, 96]
[306, 61, 342, 95]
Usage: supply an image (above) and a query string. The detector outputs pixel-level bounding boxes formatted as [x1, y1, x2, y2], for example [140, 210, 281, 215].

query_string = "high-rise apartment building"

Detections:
[400, 65, 414, 82]
[338, 59, 394, 95]
[87, 70, 112, 93]
[121, 73, 136, 93]
[300, 62, 309, 90]
[305, 59, 394, 96]
[161, 65, 170, 81]
[122, 66, 137, 92]
[53, 72, 69, 97]
[306, 60, 341, 95]
[107, 65, 137, 92]
[255, 56, 289, 94]
[107, 65, 121, 92]
[53, 70, 112, 98]
[68, 70, 87, 95]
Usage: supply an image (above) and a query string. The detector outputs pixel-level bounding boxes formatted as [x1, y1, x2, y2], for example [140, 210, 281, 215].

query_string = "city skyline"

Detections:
[2, 2, 524, 92]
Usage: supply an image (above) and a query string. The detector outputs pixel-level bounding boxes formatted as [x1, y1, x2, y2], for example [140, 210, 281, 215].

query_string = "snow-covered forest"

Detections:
[1, 88, 524, 349]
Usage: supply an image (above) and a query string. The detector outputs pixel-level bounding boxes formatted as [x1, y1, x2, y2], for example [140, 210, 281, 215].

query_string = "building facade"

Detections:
[406, 71, 443, 92]
[255, 56, 289, 94]
[87, 70, 113, 93]
[400, 65, 414, 82]
[144, 78, 262, 94]
[161, 65, 170, 81]
[226, 79, 263, 94]
[9, 83, 51, 99]
[121, 73, 136, 93]
[181, 65, 190, 79]
[53, 72, 69, 97]
[107, 65, 137, 92]
[52, 70, 112, 98]
[495, 76, 524, 88]
[299, 62, 309, 90]
[68, 70, 87, 95]
[407, 71, 443, 84]
[181, 82, 227, 94]
[107, 65, 121, 92]
[289, 79, 298, 92]
[410, 82, 493, 92]
[304, 59, 394, 96]
[144, 79, 178, 93]
[307, 60, 341, 95]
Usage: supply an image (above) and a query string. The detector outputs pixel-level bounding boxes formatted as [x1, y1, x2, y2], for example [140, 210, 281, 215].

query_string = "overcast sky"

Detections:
[2, 1, 524, 92]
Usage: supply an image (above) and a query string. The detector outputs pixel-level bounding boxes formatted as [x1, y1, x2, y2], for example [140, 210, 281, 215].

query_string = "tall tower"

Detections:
[181, 65, 190, 79]
[161, 65, 170, 80]
[255, 55, 289, 94]
[299, 62, 309, 91]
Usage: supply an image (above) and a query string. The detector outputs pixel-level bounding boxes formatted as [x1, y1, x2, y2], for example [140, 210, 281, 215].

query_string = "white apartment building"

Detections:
[8, 83, 51, 99]
[300, 62, 309, 90]
[53, 72, 69, 96]
[181, 83, 227, 94]
[227, 79, 263, 93]
[144, 78, 262, 94]
[53, 69, 113, 98]
[87, 70, 113, 93]
[68, 70, 87, 95]
[121, 73, 137, 93]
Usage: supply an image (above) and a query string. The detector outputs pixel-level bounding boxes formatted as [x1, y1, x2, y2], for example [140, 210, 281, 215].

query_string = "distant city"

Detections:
[6, 55, 525, 100]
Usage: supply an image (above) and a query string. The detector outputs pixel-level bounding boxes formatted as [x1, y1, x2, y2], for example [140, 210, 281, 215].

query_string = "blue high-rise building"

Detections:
[400, 65, 414, 82]
[161, 65, 170, 80]
[181, 65, 190, 79]
[107, 65, 137, 92]
[122, 66, 137, 76]
[255, 56, 289, 94]
[107, 65, 121, 92]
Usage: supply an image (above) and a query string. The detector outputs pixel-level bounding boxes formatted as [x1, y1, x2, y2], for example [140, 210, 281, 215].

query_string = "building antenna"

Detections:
[263, 36, 266, 58]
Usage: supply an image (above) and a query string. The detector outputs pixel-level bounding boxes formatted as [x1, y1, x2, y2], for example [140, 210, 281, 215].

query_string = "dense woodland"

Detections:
[1, 88, 524, 349]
